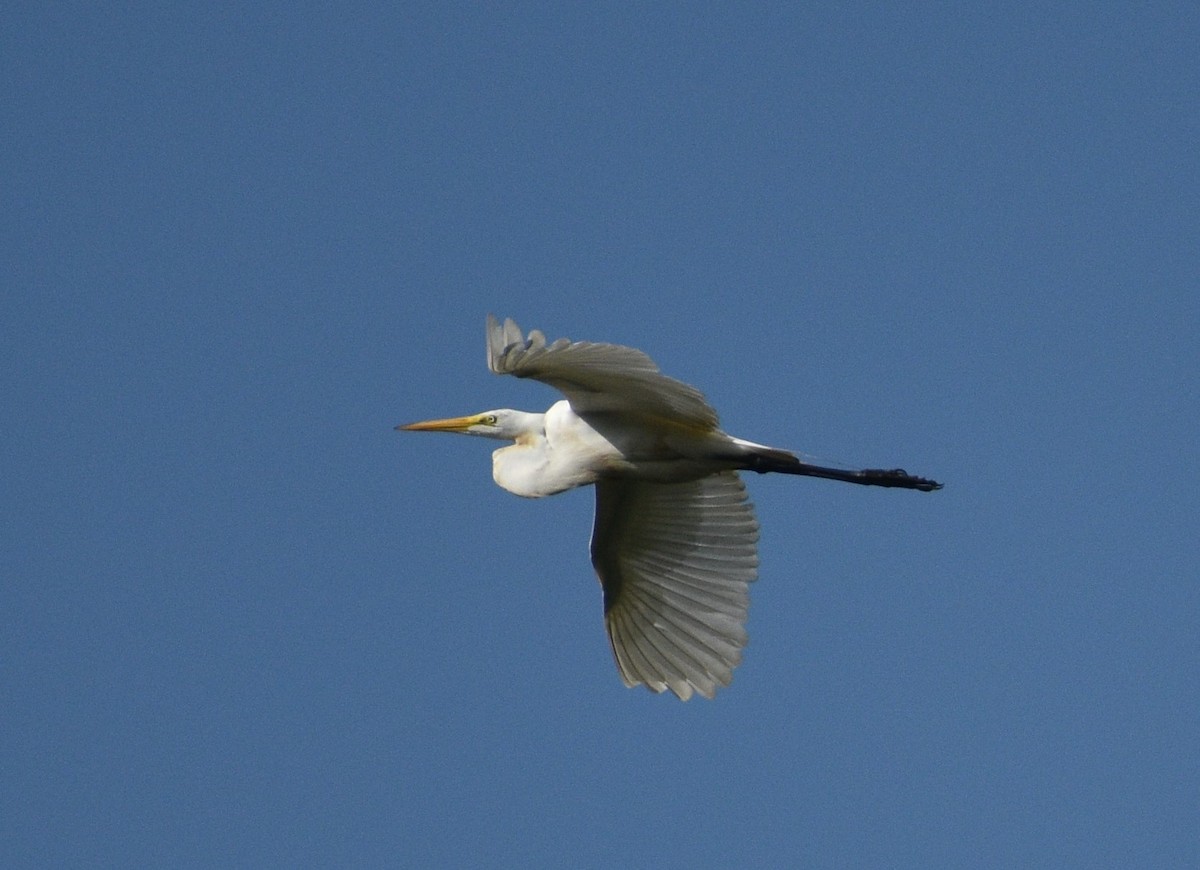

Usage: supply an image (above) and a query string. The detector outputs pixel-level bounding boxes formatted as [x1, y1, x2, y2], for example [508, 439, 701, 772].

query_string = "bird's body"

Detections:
[400, 316, 941, 700]
[491, 400, 764, 496]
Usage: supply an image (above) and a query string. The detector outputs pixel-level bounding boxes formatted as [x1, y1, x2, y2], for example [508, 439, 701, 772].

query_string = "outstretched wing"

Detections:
[590, 472, 759, 700]
[486, 314, 720, 429]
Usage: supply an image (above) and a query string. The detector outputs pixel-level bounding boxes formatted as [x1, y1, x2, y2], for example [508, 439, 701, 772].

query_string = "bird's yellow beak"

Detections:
[395, 413, 485, 433]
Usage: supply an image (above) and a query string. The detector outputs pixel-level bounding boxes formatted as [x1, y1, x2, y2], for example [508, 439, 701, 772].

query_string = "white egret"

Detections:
[400, 315, 941, 700]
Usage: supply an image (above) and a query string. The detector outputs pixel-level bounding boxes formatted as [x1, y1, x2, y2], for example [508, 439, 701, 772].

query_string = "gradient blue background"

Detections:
[4, 4, 1197, 867]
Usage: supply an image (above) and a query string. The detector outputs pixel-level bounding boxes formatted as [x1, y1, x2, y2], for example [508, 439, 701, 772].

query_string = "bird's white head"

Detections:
[396, 409, 542, 442]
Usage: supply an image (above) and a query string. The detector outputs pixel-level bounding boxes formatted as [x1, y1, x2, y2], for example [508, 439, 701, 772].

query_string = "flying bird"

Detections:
[400, 315, 941, 700]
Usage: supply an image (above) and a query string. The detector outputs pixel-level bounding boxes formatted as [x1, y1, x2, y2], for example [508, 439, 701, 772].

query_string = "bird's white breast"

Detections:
[491, 401, 620, 498]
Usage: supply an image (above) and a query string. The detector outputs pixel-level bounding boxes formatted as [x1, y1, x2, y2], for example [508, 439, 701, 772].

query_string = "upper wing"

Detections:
[487, 314, 720, 429]
[590, 472, 759, 700]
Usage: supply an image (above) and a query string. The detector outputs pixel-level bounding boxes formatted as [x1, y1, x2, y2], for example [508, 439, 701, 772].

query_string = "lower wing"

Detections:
[590, 472, 760, 700]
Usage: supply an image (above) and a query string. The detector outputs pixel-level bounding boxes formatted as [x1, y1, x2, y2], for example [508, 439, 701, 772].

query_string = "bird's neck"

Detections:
[507, 411, 546, 440]
[492, 438, 555, 498]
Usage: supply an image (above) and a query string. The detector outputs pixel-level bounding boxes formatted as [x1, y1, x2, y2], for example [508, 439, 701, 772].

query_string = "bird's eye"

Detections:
[485, 414, 498, 425]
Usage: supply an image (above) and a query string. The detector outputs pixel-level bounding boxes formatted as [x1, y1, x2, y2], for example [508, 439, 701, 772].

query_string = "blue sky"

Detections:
[4, 3, 1197, 867]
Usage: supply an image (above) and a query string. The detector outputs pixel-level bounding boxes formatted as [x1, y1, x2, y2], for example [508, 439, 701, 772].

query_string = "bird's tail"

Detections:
[739, 443, 943, 492]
